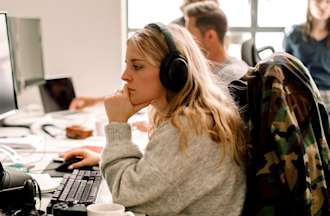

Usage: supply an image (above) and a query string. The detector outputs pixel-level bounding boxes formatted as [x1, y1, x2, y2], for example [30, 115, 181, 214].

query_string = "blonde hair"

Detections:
[128, 24, 246, 164]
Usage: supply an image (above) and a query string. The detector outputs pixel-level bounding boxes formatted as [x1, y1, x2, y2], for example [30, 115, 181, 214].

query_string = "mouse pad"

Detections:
[42, 160, 68, 177]
[42, 160, 99, 177]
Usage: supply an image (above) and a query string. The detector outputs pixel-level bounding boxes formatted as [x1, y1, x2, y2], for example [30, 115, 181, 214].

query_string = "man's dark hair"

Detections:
[184, 1, 228, 44]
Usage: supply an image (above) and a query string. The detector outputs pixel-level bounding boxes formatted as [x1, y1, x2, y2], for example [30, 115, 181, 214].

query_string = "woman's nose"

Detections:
[121, 69, 131, 82]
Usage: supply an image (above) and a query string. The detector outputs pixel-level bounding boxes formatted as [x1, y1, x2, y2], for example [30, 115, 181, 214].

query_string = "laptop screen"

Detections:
[39, 77, 76, 113]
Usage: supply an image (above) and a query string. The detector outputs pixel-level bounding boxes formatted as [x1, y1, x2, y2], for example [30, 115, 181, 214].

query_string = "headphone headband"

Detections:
[147, 23, 178, 53]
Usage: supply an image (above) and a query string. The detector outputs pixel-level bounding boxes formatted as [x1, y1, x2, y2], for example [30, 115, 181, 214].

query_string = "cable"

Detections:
[41, 124, 60, 138]
[0, 135, 47, 172]
[17, 135, 48, 169]
[0, 144, 21, 163]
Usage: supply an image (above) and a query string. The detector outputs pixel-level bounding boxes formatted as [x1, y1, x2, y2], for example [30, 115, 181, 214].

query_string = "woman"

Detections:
[65, 23, 246, 216]
[283, 0, 330, 111]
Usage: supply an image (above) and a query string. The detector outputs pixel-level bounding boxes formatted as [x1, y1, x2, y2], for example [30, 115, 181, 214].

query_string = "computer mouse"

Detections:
[55, 157, 83, 173]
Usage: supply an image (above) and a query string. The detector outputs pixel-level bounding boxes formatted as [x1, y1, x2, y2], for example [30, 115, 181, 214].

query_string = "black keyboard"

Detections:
[47, 169, 102, 216]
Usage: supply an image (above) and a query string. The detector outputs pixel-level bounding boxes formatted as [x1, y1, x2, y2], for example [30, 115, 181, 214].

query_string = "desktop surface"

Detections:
[0, 108, 148, 216]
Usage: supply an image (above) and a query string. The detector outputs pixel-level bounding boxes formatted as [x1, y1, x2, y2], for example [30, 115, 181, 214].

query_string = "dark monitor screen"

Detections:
[0, 13, 17, 120]
[7, 17, 45, 91]
[39, 77, 76, 113]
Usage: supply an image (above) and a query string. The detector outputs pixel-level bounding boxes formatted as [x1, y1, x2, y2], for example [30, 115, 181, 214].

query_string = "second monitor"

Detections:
[39, 77, 76, 113]
[7, 17, 45, 92]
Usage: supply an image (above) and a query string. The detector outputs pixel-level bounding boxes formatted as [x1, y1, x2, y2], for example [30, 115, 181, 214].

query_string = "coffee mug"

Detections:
[87, 203, 134, 216]
[95, 115, 107, 136]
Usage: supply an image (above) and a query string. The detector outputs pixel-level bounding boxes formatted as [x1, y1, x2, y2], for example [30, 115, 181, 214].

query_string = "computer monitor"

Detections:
[7, 16, 45, 92]
[0, 14, 34, 205]
[0, 12, 18, 120]
[39, 77, 76, 113]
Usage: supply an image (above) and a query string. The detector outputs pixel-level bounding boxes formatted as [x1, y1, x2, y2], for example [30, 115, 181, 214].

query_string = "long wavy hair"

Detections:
[304, 0, 330, 47]
[127, 24, 246, 164]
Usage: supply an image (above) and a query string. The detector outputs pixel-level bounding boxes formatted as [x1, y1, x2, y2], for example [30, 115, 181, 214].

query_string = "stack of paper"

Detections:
[0, 135, 43, 150]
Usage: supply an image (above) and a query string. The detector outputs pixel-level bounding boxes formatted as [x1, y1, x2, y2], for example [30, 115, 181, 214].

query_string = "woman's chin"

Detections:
[130, 98, 150, 106]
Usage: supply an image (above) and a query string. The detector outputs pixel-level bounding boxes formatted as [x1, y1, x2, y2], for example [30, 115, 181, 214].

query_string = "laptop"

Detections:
[39, 77, 76, 114]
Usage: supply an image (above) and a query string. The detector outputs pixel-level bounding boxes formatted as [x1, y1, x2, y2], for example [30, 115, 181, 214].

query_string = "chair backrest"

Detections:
[241, 52, 330, 215]
[241, 38, 275, 67]
[241, 38, 257, 67]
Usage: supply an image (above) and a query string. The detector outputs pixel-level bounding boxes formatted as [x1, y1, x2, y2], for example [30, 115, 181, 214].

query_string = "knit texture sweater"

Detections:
[100, 121, 246, 216]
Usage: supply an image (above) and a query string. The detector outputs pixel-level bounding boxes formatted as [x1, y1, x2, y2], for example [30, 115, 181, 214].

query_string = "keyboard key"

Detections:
[80, 180, 93, 203]
[66, 180, 81, 202]
[59, 179, 74, 201]
[74, 180, 87, 203]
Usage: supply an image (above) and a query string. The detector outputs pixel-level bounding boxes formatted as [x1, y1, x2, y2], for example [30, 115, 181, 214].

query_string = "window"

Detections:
[255, 0, 307, 54]
[220, 0, 251, 27]
[127, 0, 182, 30]
[258, 0, 307, 27]
[127, 0, 308, 58]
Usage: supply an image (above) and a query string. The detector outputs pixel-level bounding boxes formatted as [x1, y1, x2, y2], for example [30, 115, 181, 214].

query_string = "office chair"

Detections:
[241, 38, 275, 67]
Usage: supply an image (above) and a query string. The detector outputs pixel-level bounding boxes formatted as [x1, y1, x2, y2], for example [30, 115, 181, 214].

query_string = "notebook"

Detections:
[29, 173, 59, 193]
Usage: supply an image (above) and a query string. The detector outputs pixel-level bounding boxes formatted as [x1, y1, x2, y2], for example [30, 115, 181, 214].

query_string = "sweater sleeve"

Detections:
[101, 122, 182, 215]
[100, 121, 245, 216]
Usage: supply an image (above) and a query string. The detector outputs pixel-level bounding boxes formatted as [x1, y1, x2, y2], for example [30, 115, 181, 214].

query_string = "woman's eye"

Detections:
[133, 64, 143, 70]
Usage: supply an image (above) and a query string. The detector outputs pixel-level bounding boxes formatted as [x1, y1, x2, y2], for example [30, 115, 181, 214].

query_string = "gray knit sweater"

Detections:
[100, 121, 246, 216]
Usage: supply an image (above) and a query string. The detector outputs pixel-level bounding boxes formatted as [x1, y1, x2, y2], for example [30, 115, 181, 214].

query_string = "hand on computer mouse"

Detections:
[63, 148, 101, 169]
[55, 157, 83, 172]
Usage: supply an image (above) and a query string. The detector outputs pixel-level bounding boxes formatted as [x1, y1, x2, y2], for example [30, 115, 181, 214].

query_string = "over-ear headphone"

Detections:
[147, 23, 188, 92]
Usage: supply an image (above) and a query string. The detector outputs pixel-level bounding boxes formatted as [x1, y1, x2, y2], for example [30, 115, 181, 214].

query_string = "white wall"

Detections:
[1, 0, 126, 107]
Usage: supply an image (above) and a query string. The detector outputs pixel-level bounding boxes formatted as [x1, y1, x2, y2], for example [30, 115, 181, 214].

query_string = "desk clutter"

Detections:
[65, 125, 93, 139]
[0, 101, 147, 215]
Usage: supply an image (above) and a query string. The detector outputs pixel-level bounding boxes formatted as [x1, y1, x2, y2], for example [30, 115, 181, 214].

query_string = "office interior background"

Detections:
[1, 0, 307, 110]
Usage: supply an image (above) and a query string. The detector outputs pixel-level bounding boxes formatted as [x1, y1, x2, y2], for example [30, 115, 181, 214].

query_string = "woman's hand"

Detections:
[62, 148, 101, 169]
[104, 85, 149, 123]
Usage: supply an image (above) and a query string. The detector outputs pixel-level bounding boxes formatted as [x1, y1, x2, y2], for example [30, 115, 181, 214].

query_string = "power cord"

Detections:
[0, 144, 21, 164]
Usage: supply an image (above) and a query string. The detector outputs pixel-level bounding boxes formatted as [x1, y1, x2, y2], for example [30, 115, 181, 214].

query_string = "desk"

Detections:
[1, 107, 148, 216]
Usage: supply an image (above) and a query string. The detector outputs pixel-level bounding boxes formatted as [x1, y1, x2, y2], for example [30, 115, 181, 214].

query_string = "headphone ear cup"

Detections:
[160, 53, 188, 92]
